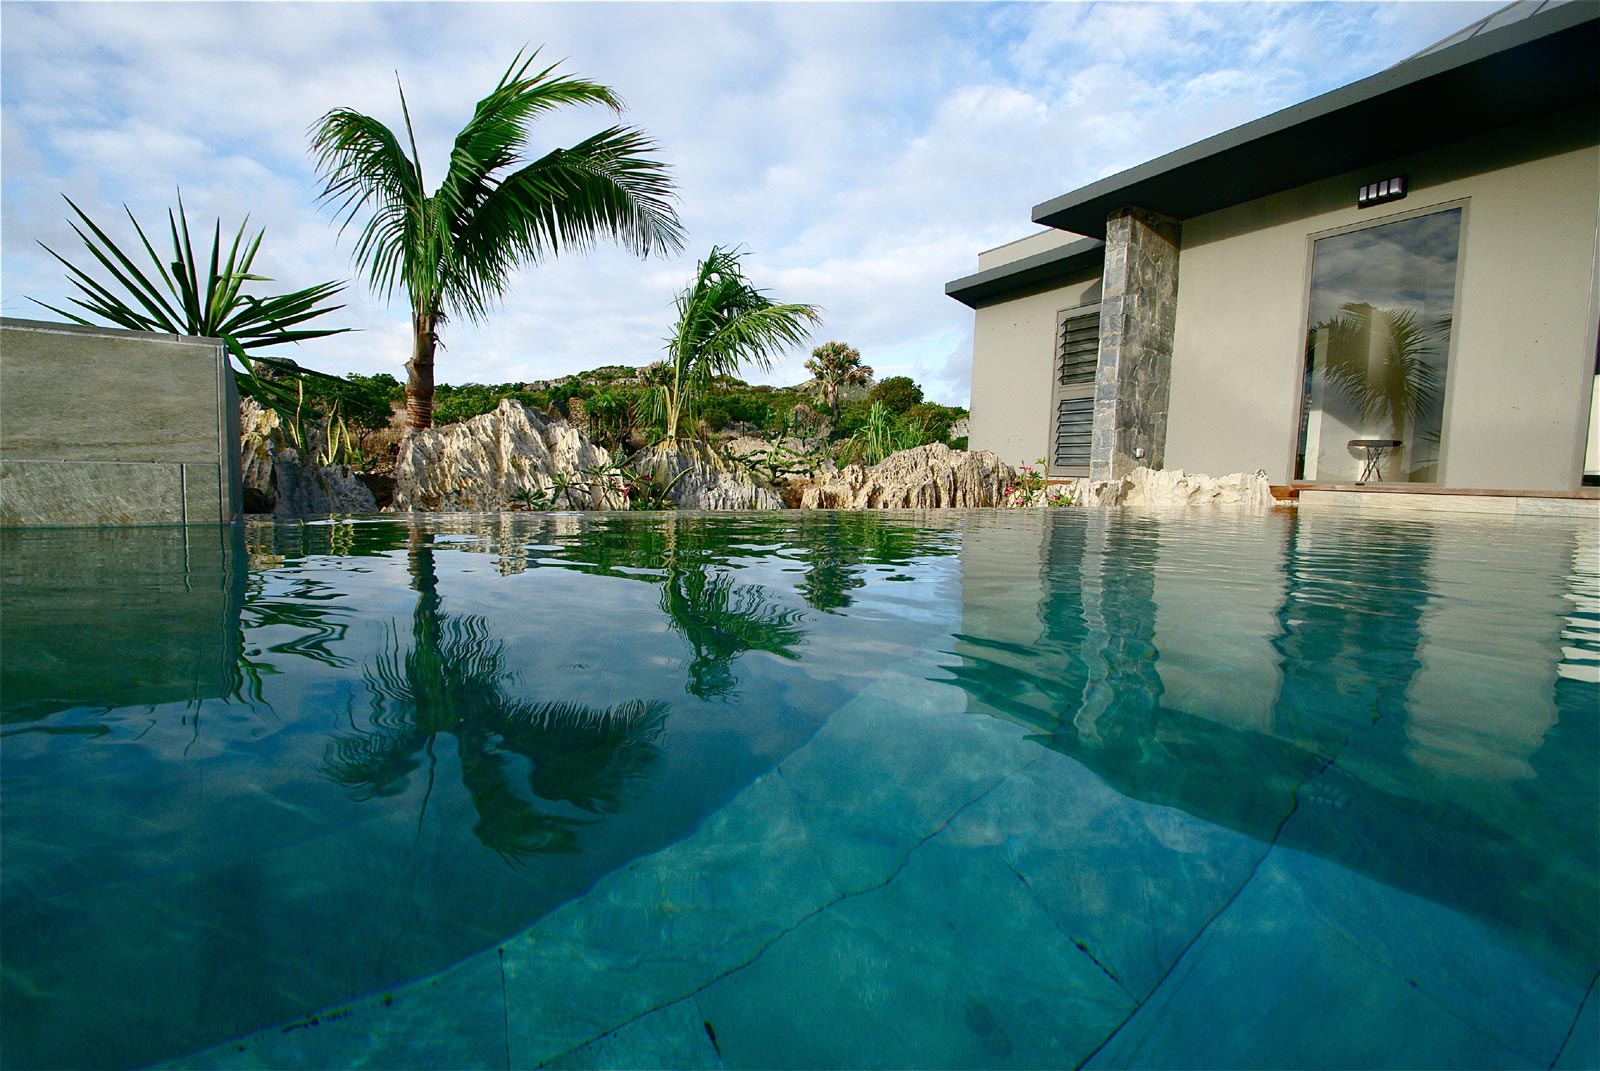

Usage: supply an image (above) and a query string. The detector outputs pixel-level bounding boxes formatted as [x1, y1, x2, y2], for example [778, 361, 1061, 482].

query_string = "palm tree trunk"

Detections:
[405, 311, 437, 431]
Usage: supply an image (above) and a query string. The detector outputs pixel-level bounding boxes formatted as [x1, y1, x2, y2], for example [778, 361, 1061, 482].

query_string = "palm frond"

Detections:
[309, 105, 430, 306]
[445, 126, 684, 324]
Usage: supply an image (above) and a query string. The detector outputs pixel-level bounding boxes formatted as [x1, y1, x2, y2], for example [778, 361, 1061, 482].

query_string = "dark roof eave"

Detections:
[945, 237, 1106, 309]
[1032, 2, 1600, 238]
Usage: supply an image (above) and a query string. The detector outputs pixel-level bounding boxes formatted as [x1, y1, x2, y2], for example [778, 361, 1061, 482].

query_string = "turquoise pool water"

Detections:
[1, 508, 1596, 1070]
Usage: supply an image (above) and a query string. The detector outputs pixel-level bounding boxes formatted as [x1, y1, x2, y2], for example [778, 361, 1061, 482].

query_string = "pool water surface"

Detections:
[1, 508, 1595, 1069]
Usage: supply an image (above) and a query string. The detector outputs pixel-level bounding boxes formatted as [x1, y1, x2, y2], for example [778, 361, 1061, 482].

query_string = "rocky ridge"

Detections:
[392, 399, 624, 511]
[1056, 467, 1274, 509]
[626, 440, 786, 510]
[239, 398, 378, 518]
[795, 444, 1014, 509]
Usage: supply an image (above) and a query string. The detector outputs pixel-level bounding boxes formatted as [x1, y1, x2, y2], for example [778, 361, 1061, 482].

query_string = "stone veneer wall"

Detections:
[0, 318, 242, 525]
[1091, 208, 1182, 481]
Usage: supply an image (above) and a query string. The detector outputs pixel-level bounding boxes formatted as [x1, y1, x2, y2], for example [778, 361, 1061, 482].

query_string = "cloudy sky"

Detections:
[1, 0, 1493, 406]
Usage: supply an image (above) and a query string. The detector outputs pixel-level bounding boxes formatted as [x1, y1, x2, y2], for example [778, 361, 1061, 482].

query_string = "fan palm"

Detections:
[309, 50, 685, 431]
[29, 194, 350, 412]
[804, 340, 872, 422]
[647, 245, 821, 440]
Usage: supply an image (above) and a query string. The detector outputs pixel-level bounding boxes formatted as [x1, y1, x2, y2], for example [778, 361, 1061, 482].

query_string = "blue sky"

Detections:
[1, 0, 1494, 406]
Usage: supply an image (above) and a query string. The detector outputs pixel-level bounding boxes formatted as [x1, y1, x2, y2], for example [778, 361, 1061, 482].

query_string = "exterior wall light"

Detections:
[1358, 176, 1407, 208]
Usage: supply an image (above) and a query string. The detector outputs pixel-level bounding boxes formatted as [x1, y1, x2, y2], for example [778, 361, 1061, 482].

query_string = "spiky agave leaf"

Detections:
[29, 193, 351, 415]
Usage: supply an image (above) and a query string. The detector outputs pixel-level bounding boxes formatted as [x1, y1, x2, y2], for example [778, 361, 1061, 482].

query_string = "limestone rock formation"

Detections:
[238, 398, 378, 518]
[271, 451, 380, 517]
[1058, 466, 1274, 509]
[796, 444, 1014, 509]
[392, 399, 624, 511]
[625, 440, 785, 510]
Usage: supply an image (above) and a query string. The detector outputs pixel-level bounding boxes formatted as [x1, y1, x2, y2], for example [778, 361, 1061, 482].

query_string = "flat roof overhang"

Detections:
[944, 236, 1105, 309]
[1032, 2, 1600, 239]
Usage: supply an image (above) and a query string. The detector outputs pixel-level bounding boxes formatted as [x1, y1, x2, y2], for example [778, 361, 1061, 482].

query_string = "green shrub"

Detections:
[868, 376, 923, 414]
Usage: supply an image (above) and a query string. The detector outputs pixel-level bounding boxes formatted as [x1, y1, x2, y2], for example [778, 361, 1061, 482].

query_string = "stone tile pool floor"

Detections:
[162, 670, 1599, 1071]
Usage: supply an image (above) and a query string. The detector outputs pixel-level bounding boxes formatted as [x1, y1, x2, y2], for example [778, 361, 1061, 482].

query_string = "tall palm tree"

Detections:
[647, 245, 821, 440]
[309, 50, 685, 431]
[804, 340, 872, 422]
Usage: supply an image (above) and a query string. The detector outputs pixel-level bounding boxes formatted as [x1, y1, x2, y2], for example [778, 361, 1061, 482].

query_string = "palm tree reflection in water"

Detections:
[325, 535, 668, 863]
[661, 562, 805, 699]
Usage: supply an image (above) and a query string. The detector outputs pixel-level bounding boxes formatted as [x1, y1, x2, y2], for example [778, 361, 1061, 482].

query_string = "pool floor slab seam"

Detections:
[1081, 839, 1590, 1071]
[152, 673, 1595, 1071]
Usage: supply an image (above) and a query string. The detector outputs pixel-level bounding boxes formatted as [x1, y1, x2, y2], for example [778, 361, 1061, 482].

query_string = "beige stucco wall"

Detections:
[976, 228, 1086, 271]
[1165, 106, 1599, 488]
[968, 271, 1101, 469]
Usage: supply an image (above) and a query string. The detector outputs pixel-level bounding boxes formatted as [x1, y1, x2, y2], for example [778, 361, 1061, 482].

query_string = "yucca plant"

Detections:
[30, 193, 351, 413]
[647, 245, 821, 440]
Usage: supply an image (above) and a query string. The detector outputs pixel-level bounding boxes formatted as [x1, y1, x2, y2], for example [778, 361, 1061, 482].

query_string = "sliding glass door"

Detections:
[1295, 207, 1463, 483]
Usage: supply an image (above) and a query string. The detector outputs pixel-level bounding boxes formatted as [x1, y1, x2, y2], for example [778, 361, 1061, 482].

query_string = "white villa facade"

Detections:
[947, 1, 1599, 492]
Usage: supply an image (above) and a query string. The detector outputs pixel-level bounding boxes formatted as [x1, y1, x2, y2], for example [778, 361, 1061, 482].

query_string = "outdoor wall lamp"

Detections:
[1358, 176, 1407, 208]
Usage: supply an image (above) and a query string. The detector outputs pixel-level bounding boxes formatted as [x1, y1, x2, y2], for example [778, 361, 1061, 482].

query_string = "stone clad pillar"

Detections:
[1091, 207, 1182, 481]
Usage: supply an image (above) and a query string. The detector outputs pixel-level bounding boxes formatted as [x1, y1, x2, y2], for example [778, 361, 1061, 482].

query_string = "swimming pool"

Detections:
[1, 508, 1595, 1069]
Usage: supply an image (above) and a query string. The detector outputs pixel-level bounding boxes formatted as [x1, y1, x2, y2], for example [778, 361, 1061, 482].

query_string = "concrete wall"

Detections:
[968, 271, 1102, 469]
[0, 318, 242, 525]
[0, 524, 246, 718]
[1164, 106, 1599, 488]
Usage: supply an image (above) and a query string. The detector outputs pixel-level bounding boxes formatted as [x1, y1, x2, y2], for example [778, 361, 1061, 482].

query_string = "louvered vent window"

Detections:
[1048, 303, 1101, 476]
[1054, 396, 1093, 469]
[1057, 313, 1099, 386]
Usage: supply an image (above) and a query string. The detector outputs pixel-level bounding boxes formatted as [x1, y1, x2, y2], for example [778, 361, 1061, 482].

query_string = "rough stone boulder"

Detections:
[239, 398, 378, 518]
[1062, 466, 1274, 509]
[625, 440, 785, 510]
[392, 398, 623, 511]
[796, 444, 1014, 509]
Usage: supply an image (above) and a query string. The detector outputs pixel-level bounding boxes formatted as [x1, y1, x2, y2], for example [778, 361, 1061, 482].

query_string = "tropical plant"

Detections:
[30, 193, 350, 412]
[1317, 303, 1445, 442]
[1000, 458, 1076, 507]
[309, 49, 685, 431]
[838, 401, 923, 467]
[803, 340, 872, 422]
[645, 245, 822, 441]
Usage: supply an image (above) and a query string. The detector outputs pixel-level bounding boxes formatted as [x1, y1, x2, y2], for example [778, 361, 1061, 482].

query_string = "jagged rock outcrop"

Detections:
[626, 440, 785, 510]
[271, 450, 380, 517]
[239, 398, 378, 518]
[392, 399, 624, 511]
[796, 444, 1014, 509]
[1056, 467, 1274, 509]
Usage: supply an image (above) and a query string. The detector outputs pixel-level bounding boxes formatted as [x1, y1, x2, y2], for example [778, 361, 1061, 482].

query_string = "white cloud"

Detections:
[1, 0, 1500, 406]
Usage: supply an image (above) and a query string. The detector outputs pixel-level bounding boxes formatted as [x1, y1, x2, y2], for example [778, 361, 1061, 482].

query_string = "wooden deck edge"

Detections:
[1290, 483, 1599, 501]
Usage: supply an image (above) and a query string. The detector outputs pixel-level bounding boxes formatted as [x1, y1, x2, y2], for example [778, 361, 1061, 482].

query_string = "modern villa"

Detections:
[947, 0, 1600, 493]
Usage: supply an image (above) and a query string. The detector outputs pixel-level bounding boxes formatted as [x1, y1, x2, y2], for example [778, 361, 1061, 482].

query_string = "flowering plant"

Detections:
[1000, 459, 1076, 508]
